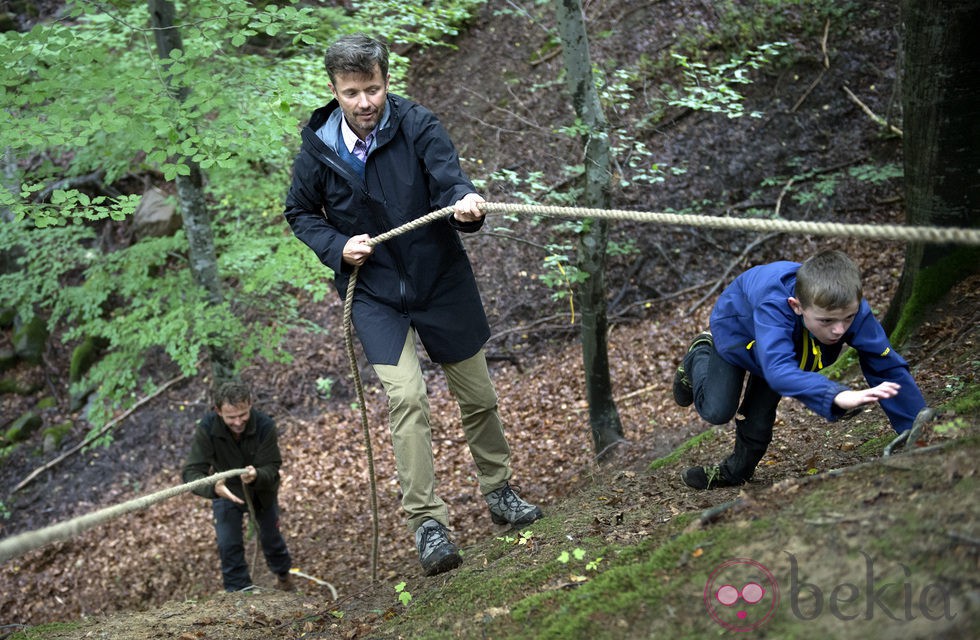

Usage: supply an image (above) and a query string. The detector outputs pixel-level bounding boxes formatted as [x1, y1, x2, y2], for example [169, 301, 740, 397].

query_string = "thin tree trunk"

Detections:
[148, 0, 235, 381]
[556, 0, 624, 458]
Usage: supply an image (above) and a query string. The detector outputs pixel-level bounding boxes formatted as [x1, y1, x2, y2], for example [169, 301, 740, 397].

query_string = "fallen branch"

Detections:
[843, 85, 903, 136]
[792, 19, 831, 113]
[12, 372, 187, 494]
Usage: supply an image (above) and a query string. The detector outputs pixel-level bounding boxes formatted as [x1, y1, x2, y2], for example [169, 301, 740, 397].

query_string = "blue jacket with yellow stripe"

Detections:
[709, 261, 925, 433]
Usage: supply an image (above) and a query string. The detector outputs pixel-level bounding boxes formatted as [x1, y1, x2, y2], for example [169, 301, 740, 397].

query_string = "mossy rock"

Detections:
[43, 420, 74, 453]
[69, 336, 109, 383]
[0, 348, 17, 374]
[0, 377, 25, 394]
[3, 411, 43, 444]
[12, 315, 47, 365]
[0, 442, 20, 463]
[0, 374, 42, 396]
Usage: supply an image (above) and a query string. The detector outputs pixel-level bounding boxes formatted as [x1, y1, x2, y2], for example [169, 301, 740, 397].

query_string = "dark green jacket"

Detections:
[181, 410, 282, 510]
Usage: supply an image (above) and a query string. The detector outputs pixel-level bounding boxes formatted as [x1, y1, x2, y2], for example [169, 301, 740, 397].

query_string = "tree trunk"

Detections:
[556, 0, 624, 458]
[882, 0, 980, 339]
[148, 0, 235, 382]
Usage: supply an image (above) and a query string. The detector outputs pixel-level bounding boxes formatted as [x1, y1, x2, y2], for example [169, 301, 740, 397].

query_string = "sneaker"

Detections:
[484, 483, 543, 527]
[682, 465, 743, 490]
[672, 331, 713, 407]
[276, 572, 295, 592]
[415, 519, 463, 577]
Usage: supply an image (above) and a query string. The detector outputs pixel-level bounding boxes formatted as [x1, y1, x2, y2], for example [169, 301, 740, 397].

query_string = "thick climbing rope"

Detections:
[341, 201, 979, 582]
[480, 203, 980, 244]
[3, 203, 976, 570]
[0, 468, 246, 564]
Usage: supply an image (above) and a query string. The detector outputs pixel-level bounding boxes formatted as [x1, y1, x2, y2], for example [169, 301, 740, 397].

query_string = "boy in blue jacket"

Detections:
[672, 250, 927, 490]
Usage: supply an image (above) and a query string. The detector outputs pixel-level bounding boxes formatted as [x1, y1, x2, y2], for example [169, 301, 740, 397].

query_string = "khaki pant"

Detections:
[373, 330, 512, 532]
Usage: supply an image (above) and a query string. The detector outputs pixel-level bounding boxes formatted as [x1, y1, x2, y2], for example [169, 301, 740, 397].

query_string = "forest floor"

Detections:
[1, 1, 978, 639]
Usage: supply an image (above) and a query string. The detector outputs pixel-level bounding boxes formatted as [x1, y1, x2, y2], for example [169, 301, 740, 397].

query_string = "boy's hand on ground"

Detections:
[834, 381, 901, 411]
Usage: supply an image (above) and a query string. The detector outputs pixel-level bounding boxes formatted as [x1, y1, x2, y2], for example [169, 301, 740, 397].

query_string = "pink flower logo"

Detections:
[704, 558, 780, 631]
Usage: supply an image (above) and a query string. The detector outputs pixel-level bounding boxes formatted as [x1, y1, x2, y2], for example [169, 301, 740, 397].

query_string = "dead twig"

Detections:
[792, 19, 831, 113]
[791, 68, 826, 113]
[843, 85, 903, 136]
[821, 18, 831, 68]
[774, 177, 796, 218]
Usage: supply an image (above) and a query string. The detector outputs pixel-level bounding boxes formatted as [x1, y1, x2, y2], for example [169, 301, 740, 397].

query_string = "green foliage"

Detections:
[497, 529, 535, 546]
[315, 376, 335, 399]
[353, 0, 486, 48]
[757, 161, 904, 218]
[394, 581, 413, 607]
[0, 0, 487, 435]
[666, 42, 788, 118]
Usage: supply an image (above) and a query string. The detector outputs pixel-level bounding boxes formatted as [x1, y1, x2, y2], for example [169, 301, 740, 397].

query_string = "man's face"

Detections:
[329, 64, 389, 140]
[788, 297, 860, 345]
[216, 401, 251, 437]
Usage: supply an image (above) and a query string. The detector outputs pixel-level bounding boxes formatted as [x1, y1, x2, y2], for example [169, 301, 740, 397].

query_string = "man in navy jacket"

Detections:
[283, 34, 541, 576]
[672, 250, 927, 490]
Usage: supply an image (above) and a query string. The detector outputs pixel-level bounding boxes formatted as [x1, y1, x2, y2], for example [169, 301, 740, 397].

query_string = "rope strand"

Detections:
[0, 469, 246, 564]
[4, 201, 974, 568]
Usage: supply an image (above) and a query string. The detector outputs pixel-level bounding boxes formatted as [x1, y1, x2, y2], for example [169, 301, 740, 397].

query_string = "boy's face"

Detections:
[787, 297, 860, 345]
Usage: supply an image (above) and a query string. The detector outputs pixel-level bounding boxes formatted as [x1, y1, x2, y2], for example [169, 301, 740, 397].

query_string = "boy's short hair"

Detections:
[324, 33, 389, 85]
[212, 380, 252, 409]
[795, 250, 863, 310]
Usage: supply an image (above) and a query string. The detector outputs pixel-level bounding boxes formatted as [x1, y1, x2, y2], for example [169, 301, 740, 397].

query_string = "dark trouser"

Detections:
[212, 497, 292, 592]
[685, 342, 782, 484]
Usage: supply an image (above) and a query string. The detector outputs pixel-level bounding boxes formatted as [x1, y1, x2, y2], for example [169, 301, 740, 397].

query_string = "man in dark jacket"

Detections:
[283, 33, 542, 577]
[182, 381, 294, 591]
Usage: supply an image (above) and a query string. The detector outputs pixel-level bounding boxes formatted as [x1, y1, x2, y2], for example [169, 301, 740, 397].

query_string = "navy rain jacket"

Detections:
[284, 94, 490, 365]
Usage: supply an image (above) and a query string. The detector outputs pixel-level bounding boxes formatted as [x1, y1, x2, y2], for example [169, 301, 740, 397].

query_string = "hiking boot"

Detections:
[672, 331, 713, 407]
[276, 572, 295, 592]
[484, 483, 543, 527]
[682, 465, 743, 490]
[415, 519, 463, 577]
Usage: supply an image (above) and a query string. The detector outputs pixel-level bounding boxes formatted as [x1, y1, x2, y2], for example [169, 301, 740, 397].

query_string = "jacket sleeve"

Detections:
[849, 307, 927, 433]
[414, 108, 484, 233]
[181, 422, 218, 500]
[250, 412, 283, 491]
[752, 299, 848, 420]
[283, 147, 350, 275]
